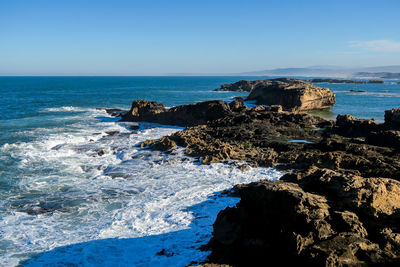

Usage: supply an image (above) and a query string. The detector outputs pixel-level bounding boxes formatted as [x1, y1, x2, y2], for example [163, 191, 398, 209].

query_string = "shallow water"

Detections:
[0, 76, 398, 266]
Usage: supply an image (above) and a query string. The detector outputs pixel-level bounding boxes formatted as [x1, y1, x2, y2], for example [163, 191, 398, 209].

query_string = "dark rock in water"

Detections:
[106, 131, 119, 136]
[207, 168, 400, 266]
[246, 78, 336, 111]
[104, 108, 127, 117]
[368, 79, 384, 84]
[129, 124, 140, 130]
[51, 144, 65, 150]
[308, 78, 384, 84]
[349, 89, 366, 92]
[308, 78, 366, 84]
[121, 99, 246, 126]
[156, 249, 174, 257]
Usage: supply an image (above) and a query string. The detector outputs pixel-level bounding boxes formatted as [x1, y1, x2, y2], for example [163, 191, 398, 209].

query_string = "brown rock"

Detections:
[121, 99, 237, 126]
[214, 80, 262, 92]
[246, 78, 336, 111]
[207, 169, 400, 266]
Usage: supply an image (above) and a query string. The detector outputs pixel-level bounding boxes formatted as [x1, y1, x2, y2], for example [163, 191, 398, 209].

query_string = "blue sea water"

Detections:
[0, 76, 399, 266]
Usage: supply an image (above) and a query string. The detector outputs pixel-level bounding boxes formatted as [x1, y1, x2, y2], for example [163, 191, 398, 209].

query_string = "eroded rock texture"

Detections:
[208, 169, 400, 266]
[120, 98, 399, 266]
[246, 78, 336, 111]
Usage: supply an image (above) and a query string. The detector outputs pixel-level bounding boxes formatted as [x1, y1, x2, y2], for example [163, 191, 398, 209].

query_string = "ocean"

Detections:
[0, 76, 399, 266]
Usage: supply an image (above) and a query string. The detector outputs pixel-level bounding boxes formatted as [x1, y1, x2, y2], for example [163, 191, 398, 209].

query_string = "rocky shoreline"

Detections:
[112, 79, 400, 266]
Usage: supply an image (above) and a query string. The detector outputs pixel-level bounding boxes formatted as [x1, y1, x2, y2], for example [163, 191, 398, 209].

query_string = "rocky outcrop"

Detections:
[214, 80, 263, 92]
[146, 106, 399, 178]
[121, 99, 246, 126]
[246, 78, 336, 111]
[122, 98, 400, 265]
[208, 168, 400, 266]
[385, 108, 400, 129]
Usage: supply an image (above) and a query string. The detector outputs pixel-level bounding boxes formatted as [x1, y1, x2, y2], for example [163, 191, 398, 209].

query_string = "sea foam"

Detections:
[0, 108, 282, 266]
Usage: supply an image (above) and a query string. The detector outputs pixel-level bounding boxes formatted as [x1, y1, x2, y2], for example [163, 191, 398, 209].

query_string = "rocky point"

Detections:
[118, 97, 400, 266]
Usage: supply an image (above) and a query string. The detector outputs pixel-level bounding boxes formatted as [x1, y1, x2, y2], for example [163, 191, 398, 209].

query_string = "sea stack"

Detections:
[246, 78, 336, 111]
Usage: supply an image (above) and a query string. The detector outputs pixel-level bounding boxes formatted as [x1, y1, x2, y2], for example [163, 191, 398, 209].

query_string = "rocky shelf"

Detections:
[117, 97, 400, 266]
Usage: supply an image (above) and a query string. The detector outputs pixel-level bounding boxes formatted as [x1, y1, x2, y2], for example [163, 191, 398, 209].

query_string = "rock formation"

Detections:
[208, 168, 400, 266]
[214, 80, 263, 92]
[385, 108, 400, 129]
[245, 78, 336, 111]
[119, 98, 400, 266]
[121, 99, 246, 126]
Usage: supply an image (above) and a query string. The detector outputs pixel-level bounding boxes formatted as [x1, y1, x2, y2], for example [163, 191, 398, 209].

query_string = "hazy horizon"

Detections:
[1, 0, 400, 75]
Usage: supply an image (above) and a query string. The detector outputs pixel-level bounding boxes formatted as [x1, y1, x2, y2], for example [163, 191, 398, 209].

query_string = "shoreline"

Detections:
[117, 91, 400, 265]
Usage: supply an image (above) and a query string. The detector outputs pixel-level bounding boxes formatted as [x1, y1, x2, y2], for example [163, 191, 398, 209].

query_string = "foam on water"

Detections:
[0, 107, 282, 266]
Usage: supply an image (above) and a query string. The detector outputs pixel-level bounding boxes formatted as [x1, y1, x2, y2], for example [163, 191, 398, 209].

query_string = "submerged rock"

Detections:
[246, 78, 336, 111]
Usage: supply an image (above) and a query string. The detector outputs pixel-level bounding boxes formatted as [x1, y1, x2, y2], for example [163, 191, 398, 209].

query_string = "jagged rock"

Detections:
[385, 108, 400, 129]
[117, 98, 400, 265]
[104, 108, 128, 117]
[335, 114, 380, 136]
[214, 80, 263, 92]
[246, 78, 336, 111]
[121, 99, 240, 126]
[146, 107, 400, 178]
[207, 169, 400, 266]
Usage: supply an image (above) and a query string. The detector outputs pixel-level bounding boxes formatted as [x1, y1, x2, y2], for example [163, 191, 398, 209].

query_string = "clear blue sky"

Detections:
[1, 0, 399, 75]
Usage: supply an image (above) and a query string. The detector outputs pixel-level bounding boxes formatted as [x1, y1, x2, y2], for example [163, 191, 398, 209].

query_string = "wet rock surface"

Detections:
[121, 98, 399, 266]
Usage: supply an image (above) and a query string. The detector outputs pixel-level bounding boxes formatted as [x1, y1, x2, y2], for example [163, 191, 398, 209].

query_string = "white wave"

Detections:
[0, 109, 282, 267]
[39, 106, 95, 113]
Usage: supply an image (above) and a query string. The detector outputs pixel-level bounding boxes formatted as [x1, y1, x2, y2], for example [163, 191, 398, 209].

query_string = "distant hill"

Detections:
[355, 72, 400, 79]
[238, 65, 400, 78]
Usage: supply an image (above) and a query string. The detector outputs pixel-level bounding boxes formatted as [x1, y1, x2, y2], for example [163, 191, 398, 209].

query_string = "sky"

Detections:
[0, 0, 399, 75]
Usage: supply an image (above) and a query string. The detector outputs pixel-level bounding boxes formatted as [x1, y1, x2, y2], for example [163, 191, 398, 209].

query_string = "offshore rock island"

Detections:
[114, 78, 400, 266]
[216, 78, 336, 111]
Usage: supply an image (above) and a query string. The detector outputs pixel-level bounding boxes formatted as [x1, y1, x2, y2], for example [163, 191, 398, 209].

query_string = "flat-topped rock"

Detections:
[121, 99, 246, 126]
[214, 80, 263, 92]
[246, 78, 336, 111]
